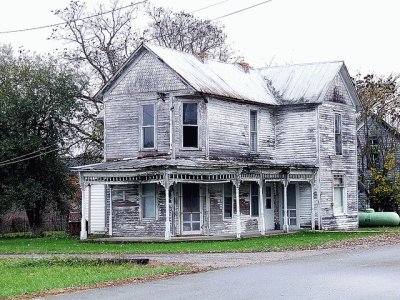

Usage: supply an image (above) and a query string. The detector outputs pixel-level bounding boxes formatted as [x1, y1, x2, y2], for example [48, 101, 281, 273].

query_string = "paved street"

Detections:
[43, 244, 400, 300]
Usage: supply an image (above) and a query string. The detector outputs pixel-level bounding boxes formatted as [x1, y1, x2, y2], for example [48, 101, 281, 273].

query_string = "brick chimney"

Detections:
[196, 51, 208, 63]
[238, 61, 251, 73]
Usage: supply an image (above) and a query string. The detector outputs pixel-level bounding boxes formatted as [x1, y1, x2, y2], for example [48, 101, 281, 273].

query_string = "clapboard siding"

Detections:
[208, 97, 275, 160]
[318, 74, 358, 230]
[275, 105, 318, 163]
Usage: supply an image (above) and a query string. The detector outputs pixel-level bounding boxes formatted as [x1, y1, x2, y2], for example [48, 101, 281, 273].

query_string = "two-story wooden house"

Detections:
[75, 43, 361, 240]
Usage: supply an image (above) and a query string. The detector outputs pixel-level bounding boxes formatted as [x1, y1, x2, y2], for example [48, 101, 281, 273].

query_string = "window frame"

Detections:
[140, 103, 157, 151]
[222, 183, 234, 220]
[250, 182, 259, 217]
[332, 174, 347, 216]
[334, 113, 342, 155]
[181, 101, 199, 150]
[141, 183, 157, 220]
[249, 109, 258, 152]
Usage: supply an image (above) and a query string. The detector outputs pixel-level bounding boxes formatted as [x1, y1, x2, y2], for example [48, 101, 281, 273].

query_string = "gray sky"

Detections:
[0, 0, 399, 76]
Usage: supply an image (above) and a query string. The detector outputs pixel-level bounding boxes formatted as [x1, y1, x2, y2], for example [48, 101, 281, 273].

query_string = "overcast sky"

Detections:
[0, 0, 399, 76]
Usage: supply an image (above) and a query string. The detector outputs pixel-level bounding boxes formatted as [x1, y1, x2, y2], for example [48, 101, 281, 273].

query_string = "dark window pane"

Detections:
[224, 183, 233, 219]
[287, 184, 296, 209]
[251, 182, 259, 216]
[183, 126, 198, 148]
[192, 222, 200, 230]
[265, 186, 272, 198]
[335, 114, 341, 134]
[250, 110, 257, 131]
[266, 198, 272, 209]
[143, 127, 154, 148]
[182, 184, 200, 212]
[183, 103, 197, 124]
[142, 184, 155, 218]
[143, 105, 154, 126]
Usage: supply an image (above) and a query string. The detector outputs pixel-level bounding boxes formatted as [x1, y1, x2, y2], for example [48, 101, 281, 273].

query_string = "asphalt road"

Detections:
[44, 244, 400, 300]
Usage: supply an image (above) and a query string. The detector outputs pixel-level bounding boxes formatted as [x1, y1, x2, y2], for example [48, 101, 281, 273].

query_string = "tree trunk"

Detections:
[26, 203, 44, 237]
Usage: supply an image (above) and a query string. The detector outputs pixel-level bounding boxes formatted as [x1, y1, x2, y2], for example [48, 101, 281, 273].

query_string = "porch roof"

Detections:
[72, 158, 316, 172]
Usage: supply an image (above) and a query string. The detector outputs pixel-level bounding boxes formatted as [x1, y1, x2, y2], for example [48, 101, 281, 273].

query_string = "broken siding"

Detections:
[318, 75, 358, 229]
[207, 97, 275, 160]
[274, 105, 318, 164]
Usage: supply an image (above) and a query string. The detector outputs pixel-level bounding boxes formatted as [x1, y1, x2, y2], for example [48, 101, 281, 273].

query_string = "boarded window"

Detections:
[250, 182, 259, 217]
[183, 103, 198, 148]
[223, 183, 233, 219]
[250, 110, 257, 152]
[142, 104, 155, 148]
[142, 184, 156, 218]
[333, 175, 345, 215]
[335, 114, 342, 155]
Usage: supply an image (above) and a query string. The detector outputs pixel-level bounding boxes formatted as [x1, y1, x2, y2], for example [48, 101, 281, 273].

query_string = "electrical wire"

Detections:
[0, 144, 58, 165]
[0, 148, 59, 167]
[212, 0, 273, 20]
[0, 0, 148, 34]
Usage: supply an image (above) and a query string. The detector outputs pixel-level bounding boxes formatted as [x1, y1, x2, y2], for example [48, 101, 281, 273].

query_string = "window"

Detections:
[142, 184, 156, 218]
[250, 110, 257, 152]
[335, 114, 342, 155]
[142, 104, 155, 149]
[265, 186, 272, 209]
[333, 175, 346, 215]
[250, 182, 259, 217]
[182, 103, 198, 148]
[368, 137, 380, 167]
[223, 183, 233, 219]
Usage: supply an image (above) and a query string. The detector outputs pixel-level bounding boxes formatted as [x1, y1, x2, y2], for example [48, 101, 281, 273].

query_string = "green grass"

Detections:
[0, 231, 391, 254]
[0, 257, 186, 298]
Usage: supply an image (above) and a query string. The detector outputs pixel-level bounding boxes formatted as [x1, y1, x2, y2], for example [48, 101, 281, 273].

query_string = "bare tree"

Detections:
[146, 6, 234, 62]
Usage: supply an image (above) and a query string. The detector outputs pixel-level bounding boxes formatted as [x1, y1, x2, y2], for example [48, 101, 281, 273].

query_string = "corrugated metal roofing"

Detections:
[145, 44, 278, 105]
[258, 61, 344, 104]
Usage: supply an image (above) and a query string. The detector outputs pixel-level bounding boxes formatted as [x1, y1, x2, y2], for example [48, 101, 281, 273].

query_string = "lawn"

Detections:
[0, 231, 392, 254]
[0, 257, 187, 298]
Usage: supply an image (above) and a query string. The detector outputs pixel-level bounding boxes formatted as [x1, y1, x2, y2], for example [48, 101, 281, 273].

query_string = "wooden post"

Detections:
[88, 184, 91, 234]
[109, 186, 113, 236]
[310, 180, 315, 230]
[80, 174, 87, 240]
[258, 179, 266, 235]
[164, 185, 171, 240]
[283, 179, 289, 233]
[235, 183, 241, 239]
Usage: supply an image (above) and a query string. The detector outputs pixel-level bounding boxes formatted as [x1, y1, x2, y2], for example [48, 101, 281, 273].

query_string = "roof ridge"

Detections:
[257, 60, 344, 70]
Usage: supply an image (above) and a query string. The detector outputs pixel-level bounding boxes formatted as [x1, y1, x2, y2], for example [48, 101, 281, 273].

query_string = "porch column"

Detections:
[233, 172, 242, 239]
[88, 184, 91, 234]
[310, 180, 315, 230]
[109, 186, 113, 236]
[258, 179, 266, 235]
[164, 185, 171, 240]
[79, 174, 87, 240]
[283, 179, 289, 233]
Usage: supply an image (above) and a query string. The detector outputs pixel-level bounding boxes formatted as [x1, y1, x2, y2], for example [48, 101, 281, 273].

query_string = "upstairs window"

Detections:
[250, 182, 259, 217]
[333, 175, 346, 215]
[142, 183, 156, 218]
[368, 137, 380, 167]
[142, 104, 155, 149]
[250, 110, 257, 152]
[183, 103, 198, 148]
[223, 183, 233, 219]
[335, 114, 342, 155]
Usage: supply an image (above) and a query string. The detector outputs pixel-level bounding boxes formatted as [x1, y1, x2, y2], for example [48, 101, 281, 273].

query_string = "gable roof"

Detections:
[97, 43, 360, 108]
[258, 61, 343, 104]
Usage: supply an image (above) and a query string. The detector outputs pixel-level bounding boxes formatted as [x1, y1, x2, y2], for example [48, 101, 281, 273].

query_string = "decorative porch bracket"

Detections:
[161, 172, 175, 241]
[232, 169, 242, 239]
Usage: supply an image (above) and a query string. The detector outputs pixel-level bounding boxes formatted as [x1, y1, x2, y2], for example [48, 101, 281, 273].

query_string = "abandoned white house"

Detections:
[75, 43, 361, 240]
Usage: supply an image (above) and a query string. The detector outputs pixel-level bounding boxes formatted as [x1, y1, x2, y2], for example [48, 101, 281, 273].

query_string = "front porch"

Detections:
[75, 159, 319, 240]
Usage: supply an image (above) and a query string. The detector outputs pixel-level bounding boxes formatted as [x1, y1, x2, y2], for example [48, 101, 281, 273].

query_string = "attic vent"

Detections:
[196, 51, 208, 63]
[238, 62, 251, 73]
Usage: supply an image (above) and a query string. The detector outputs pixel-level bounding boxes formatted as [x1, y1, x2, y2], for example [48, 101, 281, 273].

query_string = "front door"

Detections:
[264, 184, 275, 230]
[181, 184, 202, 234]
[282, 183, 298, 229]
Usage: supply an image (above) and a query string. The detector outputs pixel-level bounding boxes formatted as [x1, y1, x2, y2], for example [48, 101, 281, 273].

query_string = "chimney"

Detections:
[238, 61, 251, 73]
[196, 51, 208, 63]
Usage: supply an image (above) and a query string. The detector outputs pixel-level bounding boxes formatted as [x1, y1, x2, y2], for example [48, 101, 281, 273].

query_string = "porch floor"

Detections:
[87, 230, 291, 243]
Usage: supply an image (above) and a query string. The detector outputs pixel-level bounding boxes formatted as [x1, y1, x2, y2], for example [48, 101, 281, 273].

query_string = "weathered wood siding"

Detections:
[104, 49, 193, 160]
[274, 105, 318, 164]
[318, 73, 358, 229]
[298, 182, 312, 228]
[207, 97, 275, 160]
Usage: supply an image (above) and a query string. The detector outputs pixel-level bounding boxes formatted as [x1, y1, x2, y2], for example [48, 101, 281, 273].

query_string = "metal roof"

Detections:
[258, 61, 344, 104]
[145, 44, 278, 105]
[72, 158, 316, 172]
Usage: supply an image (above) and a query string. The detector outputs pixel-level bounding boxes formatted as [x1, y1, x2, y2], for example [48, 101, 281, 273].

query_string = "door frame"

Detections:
[280, 182, 300, 230]
[180, 183, 203, 235]
[264, 183, 275, 230]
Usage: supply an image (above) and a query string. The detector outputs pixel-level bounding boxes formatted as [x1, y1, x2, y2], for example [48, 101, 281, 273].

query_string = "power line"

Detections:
[0, 144, 58, 165]
[0, 148, 59, 167]
[212, 0, 273, 20]
[190, 0, 231, 14]
[0, 0, 148, 34]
